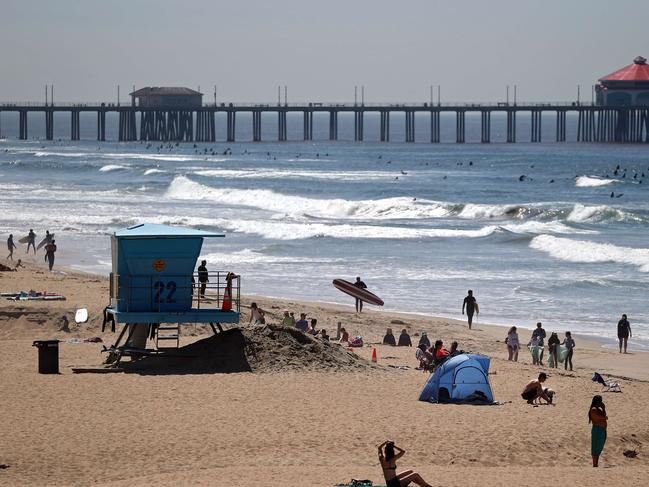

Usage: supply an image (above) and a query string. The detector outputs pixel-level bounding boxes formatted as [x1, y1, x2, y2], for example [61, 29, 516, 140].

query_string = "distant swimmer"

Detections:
[353, 276, 367, 313]
[400, 170, 408, 175]
[519, 175, 527, 182]
[7, 234, 17, 260]
[616, 193, 624, 198]
[462, 290, 479, 330]
[44, 239, 57, 271]
[610, 192, 615, 198]
[26, 229, 36, 254]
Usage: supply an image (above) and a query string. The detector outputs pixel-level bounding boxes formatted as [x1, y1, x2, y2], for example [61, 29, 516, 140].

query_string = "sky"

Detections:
[1, 0, 647, 103]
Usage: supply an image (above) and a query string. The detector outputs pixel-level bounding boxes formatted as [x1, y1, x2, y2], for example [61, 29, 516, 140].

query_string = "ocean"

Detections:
[1, 112, 648, 349]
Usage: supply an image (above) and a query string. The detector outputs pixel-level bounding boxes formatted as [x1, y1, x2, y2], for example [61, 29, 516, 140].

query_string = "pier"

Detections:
[1, 101, 649, 143]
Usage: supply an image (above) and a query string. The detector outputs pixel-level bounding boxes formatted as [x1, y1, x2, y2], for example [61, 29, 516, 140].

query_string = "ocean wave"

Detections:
[202, 249, 343, 265]
[566, 204, 635, 223]
[99, 164, 129, 172]
[194, 168, 399, 181]
[529, 235, 649, 272]
[143, 168, 166, 175]
[575, 175, 616, 187]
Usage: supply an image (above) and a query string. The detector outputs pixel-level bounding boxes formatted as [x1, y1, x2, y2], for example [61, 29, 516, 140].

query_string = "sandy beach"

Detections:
[1, 259, 648, 486]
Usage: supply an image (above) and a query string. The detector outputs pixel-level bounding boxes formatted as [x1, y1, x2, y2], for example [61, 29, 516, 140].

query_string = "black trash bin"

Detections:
[32, 340, 60, 374]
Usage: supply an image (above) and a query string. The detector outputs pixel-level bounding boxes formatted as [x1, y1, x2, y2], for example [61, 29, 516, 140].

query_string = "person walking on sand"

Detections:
[562, 331, 575, 371]
[506, 326, 520, 361]
[353, 276, 367, 313]
[589, 395, 608, 467]
[462, 290, 479, 329]
[44, 240, 57, 271]
[617, 314, 632, 353]
[378, 441, 432, 487]
[26, 229, 36, 254]
[197, 260, 208, 298]
[7, 234, 17, 260]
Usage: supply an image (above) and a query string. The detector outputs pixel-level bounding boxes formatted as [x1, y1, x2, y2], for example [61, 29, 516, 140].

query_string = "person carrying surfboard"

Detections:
[353, 276, 367, 312]
[462, 289, 479, 329]
[44, 240, 57, 271]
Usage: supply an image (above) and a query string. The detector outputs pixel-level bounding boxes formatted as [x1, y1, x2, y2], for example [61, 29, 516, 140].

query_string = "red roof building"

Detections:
[596, 56, 649, 106]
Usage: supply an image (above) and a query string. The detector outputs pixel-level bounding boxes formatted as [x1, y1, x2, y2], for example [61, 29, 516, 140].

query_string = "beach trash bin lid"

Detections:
[32, 340, 60, 348]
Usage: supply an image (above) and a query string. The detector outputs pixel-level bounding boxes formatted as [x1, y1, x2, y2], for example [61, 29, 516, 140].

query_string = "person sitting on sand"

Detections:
[307, 318, 318, 335]
[280, 310, 294, 327]
[448, 341, 462, 357]
[294, 313, 309, 332]
[506, 326, 519, 362]
[378, 441, 432, 487]
[339, 327, 349, 343]
[521, 372, 551, 404]
[397, 329, 412, 347]
[249, 302, 265, 325]
[415, 344, 432, 370]
[383, 328, 396, 346]
[432, 340, 449, 361]
[15, 259, 23, 269]
[319, 329, 329, 341]
[417, 331, 430, 349]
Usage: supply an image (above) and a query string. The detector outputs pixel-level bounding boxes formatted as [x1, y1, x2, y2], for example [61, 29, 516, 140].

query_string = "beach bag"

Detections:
[529, 345, 542, 362]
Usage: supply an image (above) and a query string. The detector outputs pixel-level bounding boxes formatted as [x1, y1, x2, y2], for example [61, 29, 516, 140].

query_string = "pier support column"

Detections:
[46, 110, 54, 140]
[329, 110, 338, 141]
[354, 110, 364, 141]
[430, 110, 440, 143]
[226, 111, 236, 142]
[70, 110, 80, 140]
[531, 110, 542, 142]
[19, 110, 27, 140]
[480, 110, 491, 143]
[97, 109, 106, 141]
[252, 110, 262, 142]
[455, 111, 465, 143]
[405, 110, 415, 142]
[303, 110, 313, 140]
[555, 110, 566, 142]
[506, 110, 516, 143]
[380, 110, 390, 142]
[278, 111, 287, 141]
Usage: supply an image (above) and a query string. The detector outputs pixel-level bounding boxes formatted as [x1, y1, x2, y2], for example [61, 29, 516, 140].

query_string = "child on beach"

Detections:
[563, 331, 575, 371]
[506, 326, 519, 361]
[339, 327, 349, 343]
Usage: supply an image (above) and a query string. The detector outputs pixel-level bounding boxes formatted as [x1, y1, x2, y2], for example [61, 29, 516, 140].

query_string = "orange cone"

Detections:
[371, 347, 377, 363]
[222, 283, 232, 311]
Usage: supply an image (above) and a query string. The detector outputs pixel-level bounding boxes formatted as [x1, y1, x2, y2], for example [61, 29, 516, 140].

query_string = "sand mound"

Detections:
[120, 324, 374, 374]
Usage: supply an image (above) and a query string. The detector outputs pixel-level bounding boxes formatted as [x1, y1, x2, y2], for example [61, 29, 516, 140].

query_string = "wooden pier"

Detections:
[1, 102, 648, 143]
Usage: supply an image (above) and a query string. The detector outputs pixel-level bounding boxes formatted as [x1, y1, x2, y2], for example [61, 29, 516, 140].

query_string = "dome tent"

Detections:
[419, 354, 494, 404]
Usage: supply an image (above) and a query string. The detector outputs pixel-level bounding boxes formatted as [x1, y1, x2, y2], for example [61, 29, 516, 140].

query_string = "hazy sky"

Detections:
[1, 0, 647, 103]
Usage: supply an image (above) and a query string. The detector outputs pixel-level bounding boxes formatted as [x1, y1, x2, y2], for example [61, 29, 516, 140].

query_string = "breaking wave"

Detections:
[99, 164, 129, 172]
[575, 176, 616, 187]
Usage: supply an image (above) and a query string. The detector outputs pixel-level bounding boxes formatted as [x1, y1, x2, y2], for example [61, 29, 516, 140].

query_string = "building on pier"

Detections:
[597, 56, 649, 106]
[130, 87, 203, 108]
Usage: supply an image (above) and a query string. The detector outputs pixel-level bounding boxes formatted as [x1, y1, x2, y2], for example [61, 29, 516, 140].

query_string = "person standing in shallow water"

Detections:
[26, 229, 36, 254]
[589, 395, 607, 467]
[462, 290, 479, 329]
[617, 314, 632, 353]
[7, 234, 17, 260]
[353, 276, 367, 313]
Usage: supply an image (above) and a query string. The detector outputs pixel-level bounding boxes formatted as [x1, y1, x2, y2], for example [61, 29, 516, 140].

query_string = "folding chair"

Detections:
[592, 372, 622, 393]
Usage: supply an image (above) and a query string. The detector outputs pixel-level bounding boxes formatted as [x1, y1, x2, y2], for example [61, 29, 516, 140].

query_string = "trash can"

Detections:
[32, 340, 60, 374]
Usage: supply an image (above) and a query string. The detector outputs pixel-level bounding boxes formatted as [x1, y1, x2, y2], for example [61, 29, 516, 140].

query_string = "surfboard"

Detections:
[18, 235, 31, 244]
[332, 279, 384, 306]
[75, 308, 89, 324]
[37, 233, 54, 250]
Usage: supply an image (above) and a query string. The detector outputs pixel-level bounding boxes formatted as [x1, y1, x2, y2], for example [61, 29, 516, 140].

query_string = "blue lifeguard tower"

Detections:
[102, 223, 240, 359]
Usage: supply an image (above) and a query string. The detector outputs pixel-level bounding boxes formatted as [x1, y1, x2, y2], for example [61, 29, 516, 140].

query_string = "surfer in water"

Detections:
[44, 239, 57, 271]
[353, 276, 367, 312]
[462, 290, 479, 329]
[26, 229, 36, 254]
[7, 234, 17, 260]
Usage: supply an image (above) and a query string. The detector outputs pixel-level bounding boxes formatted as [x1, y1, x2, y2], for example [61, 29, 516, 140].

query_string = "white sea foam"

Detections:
[502, 221, 594, 235]
[575, 176, 616, 187]
[193, 168, 399, 181]
[143, 168, 166, 175]
[202, 249, 339, 265]
[99, 164, 128, 172]
[530, 235, 649, 272]
[566, 204, 628, 223]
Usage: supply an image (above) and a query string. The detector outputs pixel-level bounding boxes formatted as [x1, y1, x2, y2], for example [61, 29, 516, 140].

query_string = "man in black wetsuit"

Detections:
[197, 260, 208, 298]
[353, 276, 367, 313]
[617, 314, 632, 354]
[462, 290, 479, 329]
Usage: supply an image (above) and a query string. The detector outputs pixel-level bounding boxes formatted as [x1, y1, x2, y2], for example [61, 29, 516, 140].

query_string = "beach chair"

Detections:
[592, 372, 622, 393]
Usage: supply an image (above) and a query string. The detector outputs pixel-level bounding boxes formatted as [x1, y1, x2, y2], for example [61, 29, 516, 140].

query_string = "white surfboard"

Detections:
[75, 308, 89, 324]
[37, 233, 55, 250]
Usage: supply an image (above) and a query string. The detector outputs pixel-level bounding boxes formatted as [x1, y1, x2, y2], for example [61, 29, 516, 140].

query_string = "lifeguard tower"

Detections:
[102, 223, 240, 362]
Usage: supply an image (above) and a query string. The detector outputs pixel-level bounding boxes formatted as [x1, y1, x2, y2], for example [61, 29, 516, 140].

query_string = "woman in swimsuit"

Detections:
[378, 441, 432, 487]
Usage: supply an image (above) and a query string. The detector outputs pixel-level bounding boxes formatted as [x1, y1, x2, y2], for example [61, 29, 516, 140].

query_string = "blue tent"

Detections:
[419, 354, 494, 404]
